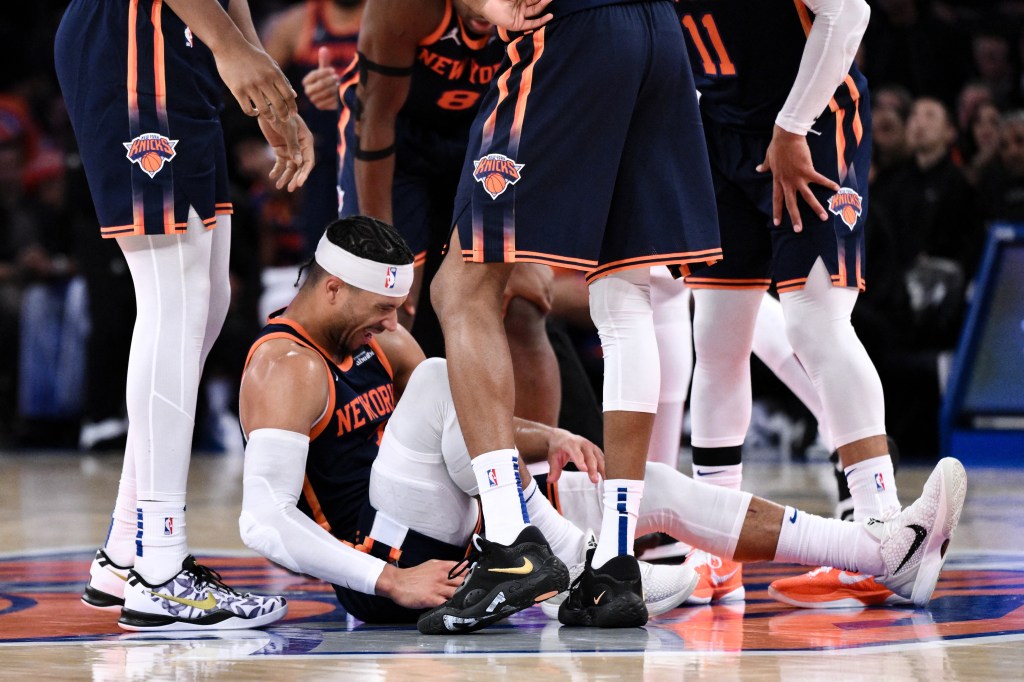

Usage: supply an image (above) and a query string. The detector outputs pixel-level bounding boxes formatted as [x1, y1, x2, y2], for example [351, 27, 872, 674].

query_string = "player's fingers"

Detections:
[238, 89, 260, 117]
[784, 186, 802, 232]
[810, 170, 840, 192]
[291, 134, 315, 191]
[518, 13, 553, 29]
[799, 184, 828, 221]
[771, 176, 783, 226]
[318, 45, 330, 70]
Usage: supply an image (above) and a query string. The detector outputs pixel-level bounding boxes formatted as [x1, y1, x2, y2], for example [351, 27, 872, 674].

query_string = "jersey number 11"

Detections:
[681, 14, 736, 77]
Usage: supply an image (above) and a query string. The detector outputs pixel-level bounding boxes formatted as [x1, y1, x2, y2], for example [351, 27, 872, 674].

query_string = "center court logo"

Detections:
[472, 153, 524, 199]
[828, 188, 863, 230]
[124, 133, 178, 178]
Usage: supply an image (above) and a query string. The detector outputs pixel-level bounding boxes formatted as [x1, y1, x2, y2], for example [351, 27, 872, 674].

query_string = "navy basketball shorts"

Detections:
[452, 0, 722, 283]
[54, 0, 231, 238]
[685, 93, 872, 293]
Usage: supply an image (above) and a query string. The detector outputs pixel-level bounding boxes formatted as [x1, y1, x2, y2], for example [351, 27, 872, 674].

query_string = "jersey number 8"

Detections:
[437, 90, 481, 111]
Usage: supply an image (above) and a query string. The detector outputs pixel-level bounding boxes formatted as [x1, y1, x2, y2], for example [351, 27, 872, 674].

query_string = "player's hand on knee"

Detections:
[302, 47, 341, 111]
[503, 263, 554, 317]
[259, 113, 315, 192]
[216, 40, 297, 121]
[545, 428, 605, 485]
[756, 125, 840, 233]
[375, 561, 462, 609]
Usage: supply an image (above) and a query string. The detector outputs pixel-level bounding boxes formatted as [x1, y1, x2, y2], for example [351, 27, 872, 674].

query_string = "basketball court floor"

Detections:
[2, 451, 1023, 679]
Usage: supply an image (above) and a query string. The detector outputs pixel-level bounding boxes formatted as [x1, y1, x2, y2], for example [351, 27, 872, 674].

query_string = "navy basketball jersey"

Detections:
[244, 315, 396, 543]
[675, 0, 869, 131]
[400, 0, 505, 137]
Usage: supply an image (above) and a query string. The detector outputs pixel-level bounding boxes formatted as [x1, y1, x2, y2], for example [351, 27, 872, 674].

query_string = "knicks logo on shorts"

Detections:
[828, 188, 863, 230]
[123, 133, 178, 178]
[384, 266, 398, 290]
[472, 154, 524, 200]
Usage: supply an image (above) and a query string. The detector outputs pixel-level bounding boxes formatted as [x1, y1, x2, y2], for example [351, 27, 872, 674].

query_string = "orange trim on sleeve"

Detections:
[368, 337, 394, 379]
[793, 0, 813, 36]
[458, 15, 493, 50]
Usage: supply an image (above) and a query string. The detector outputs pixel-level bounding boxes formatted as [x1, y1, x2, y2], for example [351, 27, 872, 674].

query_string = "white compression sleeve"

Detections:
[775, 0, 871, 135]
[649, 268, 692, 467]
[240, 428, 386, 597]
[589, 268, 660, 413]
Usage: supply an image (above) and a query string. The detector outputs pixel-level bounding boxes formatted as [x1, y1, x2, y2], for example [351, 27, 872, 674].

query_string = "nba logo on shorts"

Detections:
[487, 469, 498, 487]
[124, 133, 178, 178]
[384, 266, 398, 289]
[874, 472, 885, 491]
[164, 518, 174, 535]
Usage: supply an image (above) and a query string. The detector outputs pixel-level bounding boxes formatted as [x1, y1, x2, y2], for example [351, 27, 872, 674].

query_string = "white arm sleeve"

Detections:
[239, 428, 386, 597]
[775, 0, 870, 135]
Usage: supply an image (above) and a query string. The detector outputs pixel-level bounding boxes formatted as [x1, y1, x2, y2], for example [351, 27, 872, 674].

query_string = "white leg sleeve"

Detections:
[751, 293, 833, 449]
[556, 463, 752, 559]
[780, 259, 885, 447]
[240, 428, 385, 596]
[690, 288, 762, 448]
[649, 269, 692, 467]
[589, 268, 660, 413]
[369, 358, 480, 546]
[118, 209, 222, 499]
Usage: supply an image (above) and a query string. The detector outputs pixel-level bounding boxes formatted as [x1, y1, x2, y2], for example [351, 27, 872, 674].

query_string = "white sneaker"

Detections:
[82, 549, 131, 610]
[118, 555, 288, 631]
[540, 532, 698, 618]
[868, 457, 967, 607]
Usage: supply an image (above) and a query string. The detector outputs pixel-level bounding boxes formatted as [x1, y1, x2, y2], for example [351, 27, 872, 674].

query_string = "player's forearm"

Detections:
[354, 154, 396, 223]
[775, 0, 870, 135]
[163, 0, 251, 55]
[225, 0, 264, 47]
[513, 417, 554, 463]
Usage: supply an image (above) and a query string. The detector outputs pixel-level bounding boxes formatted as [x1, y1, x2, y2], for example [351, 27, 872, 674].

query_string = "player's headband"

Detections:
[314, 234, 413, 298]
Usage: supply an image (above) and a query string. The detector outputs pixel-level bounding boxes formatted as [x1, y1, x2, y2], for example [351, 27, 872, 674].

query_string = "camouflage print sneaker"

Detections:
[118, 556, 288, 631]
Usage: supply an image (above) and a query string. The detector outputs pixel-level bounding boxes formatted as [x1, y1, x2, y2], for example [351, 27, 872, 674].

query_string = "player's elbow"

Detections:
[239, 510, 303, 574]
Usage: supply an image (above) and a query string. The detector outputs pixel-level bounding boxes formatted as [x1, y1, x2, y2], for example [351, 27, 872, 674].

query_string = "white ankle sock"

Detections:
[134, 497, 188, 584]
[523, 478, 585, 565]
[592, 479, 645, 569]
[472, 449, 529, 545]
[844, 455, 900, 521]
[692, 463, 743, 490]
[773, 506, 884, 575]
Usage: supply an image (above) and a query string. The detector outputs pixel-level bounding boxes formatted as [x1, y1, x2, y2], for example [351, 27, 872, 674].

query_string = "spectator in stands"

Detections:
[977, 111, 1024, 224]
[963, 100, 1003, 187]
[971, 30, 1020, 109]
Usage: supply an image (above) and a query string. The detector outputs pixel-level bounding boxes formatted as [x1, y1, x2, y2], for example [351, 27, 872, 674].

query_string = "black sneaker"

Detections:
[558, 549, 648, 628]
[417, 525, 569, 635]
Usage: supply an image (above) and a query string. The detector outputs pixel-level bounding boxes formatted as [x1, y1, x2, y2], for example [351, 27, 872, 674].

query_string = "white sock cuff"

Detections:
[843, 454, 894, 477]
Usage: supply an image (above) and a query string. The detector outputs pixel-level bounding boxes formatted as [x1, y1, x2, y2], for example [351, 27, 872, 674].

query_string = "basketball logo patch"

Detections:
[124, 133, 178, 178]
[472, 153, 524, 200]
[828, 188, 863, 230]
[384, 266, 398, 290]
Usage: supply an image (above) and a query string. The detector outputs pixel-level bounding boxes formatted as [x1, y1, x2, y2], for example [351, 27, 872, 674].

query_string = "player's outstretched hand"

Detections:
[375, 560, 462, 609]
[756, 125, 840, 233]
[216, 39, 297, 121]
[545, 428, 605, 485]
[259, 113, 315, 192]
[503, 263, 554, 316]
[465, 0, 554, 30]
[302, 47, 342, 112]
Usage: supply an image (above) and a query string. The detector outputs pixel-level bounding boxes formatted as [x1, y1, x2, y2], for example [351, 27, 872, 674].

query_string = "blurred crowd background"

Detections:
[0, 0, 1021, 458]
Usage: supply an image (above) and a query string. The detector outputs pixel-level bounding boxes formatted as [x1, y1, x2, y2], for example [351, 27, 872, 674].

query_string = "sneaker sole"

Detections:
[558, 591, 649, 628]
[82, 585, 124, 611]
[646, 569, 701, 617]
[417, 557, 569, 635]
[910, 457, 967, 607]
[767, 586, 911, 609]
[117, 604, 288, 632]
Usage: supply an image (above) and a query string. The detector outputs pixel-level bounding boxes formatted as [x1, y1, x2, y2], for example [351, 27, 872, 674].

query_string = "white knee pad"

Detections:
[689, 288, 762, 448]
[781, 259, 885, 446]
[588, 268, 659, 413]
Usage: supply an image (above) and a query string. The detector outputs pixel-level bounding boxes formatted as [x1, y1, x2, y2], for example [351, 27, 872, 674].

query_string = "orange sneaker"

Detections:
[682, 550, 744, 605]
[768, 566, 912, 609]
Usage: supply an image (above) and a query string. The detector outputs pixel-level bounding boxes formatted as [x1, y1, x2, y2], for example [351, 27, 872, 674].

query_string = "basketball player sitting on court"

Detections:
[235, 216, 967, 632]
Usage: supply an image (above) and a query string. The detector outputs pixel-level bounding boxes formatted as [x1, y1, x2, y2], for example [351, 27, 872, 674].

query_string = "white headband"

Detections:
[314, 234, 413, 298]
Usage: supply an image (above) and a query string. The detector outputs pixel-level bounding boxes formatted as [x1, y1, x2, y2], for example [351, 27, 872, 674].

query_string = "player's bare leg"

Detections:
[506, 297, 561, 426]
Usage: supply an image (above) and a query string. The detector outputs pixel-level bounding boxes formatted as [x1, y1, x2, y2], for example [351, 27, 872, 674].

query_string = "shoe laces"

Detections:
[448, 537, 486, 581]
[186, 561, 239, 596]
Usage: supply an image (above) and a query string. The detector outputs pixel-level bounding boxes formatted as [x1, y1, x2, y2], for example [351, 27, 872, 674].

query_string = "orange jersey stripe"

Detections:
[420, 0, 454, 45]
[302, 477, 333, 532]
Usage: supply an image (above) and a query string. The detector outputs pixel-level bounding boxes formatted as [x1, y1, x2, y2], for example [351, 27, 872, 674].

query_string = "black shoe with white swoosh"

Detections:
[558, 548, 648, 628]
[869, 457, 967, 607]
[417, 525, 568, 635]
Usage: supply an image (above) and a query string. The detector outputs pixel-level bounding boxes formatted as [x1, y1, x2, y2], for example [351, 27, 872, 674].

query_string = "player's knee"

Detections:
[504, 297, 547, 348]
[407, 356, 450, 400]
